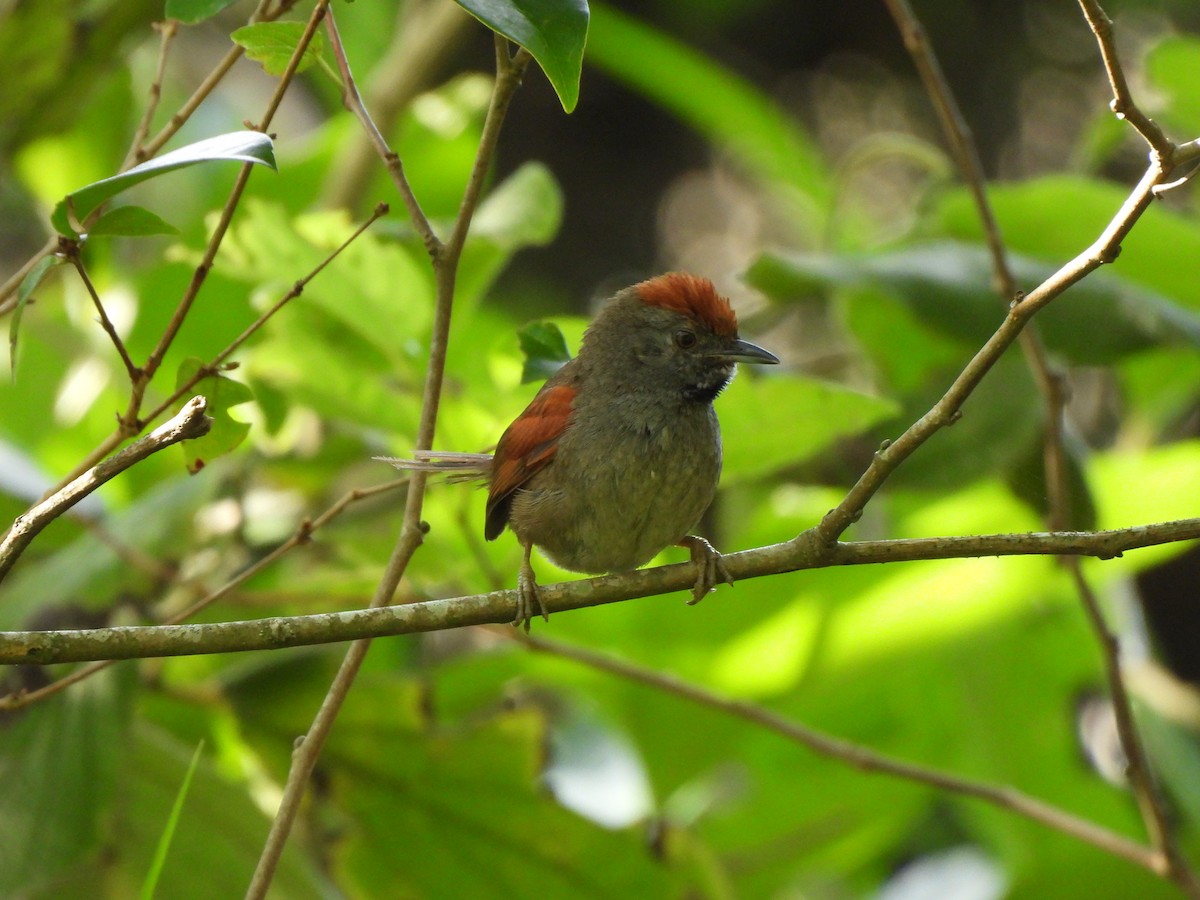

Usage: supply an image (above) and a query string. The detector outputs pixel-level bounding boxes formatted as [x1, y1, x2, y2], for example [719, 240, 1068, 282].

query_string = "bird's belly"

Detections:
[508, 421, 720, 574]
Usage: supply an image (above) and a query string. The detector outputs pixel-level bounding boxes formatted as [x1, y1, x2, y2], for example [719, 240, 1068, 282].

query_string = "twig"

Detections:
[8, 517, 1200, 664]
[138, 201, 390, 429]
[515, 632, 1158, 874]
[64, 247, 140, 382]
[1075, 0, 1174, 160]
[324, 10, 439, 254]
[137, 1, 331, 395]
[880, 0, 1016, 298]
[46, 0, 334, 494]
[322, 0, 472, 212]
[0, 397, 211, 584]
[1066, 558, 1193, 887]
[122, 19, 179, 171]
[245, 22, 532, 898]
[818, 156, 1173, 542]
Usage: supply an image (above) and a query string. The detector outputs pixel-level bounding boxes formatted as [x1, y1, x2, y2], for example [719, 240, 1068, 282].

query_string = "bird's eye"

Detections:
[674, 329, 697, 350]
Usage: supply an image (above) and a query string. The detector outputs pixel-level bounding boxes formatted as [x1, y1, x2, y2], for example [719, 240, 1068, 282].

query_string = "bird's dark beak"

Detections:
[718, 338, 779, 365]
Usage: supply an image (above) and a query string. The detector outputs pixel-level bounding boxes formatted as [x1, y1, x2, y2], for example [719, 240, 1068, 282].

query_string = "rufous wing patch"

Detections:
[485, 382, 577, 540]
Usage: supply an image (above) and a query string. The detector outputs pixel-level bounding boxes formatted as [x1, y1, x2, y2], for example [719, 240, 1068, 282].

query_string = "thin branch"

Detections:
[45, 0, 334, 494]
[1066, 558, 1194, 889]
[65, 247, 140, 382]
[8, 517, 1200, 664]
[818, 157, 1172, 542]
[0, 397, 211, 584]
[139, 0, 331, 388]
[139, 201, 390, 429]
[1075, 0, 1174, 160]
[122, 19, 179, 171]
[880, 0, 1016, 298]
[324, 10, 439, 255]
[0, 477, 407, 712]
[322, 0, 473, 211]
[516, 632, 1159, 875]
[245, 24, 532, 898]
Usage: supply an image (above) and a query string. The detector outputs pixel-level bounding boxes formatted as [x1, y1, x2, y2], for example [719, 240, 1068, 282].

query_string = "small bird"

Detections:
[383, 272, 778, 630]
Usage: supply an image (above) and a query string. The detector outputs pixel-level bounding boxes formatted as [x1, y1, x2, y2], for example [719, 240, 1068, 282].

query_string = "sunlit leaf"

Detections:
[174, 359, 254, 474]
[719, 374, 898, 481]
[164, 0, 239, 24]
[88, 205, 180, 237]
[454, 0, 589, 112]
[51, 131, 276, 237]
[139, 740, 204, 900]
[231, 21, 327, 77]
[1147, 36, 1200, 135]
[936, 176, 1200, 311]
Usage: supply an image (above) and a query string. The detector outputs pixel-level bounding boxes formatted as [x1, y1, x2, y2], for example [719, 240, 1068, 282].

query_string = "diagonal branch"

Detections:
[817, 156, 1174, 542]
[0, 396, 211, 584]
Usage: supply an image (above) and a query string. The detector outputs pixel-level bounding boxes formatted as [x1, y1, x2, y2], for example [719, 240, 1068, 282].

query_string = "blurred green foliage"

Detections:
[1, 1, 1199, 898]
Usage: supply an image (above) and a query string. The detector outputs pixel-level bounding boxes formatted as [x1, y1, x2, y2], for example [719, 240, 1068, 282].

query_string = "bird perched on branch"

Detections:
[381, 272, 778, 630]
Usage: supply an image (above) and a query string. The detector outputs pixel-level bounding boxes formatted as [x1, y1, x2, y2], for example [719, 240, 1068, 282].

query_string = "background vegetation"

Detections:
[2, 0, 1200, 896]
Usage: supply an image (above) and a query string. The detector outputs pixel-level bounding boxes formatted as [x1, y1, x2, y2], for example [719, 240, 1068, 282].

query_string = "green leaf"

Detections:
[718, 374, 898, 481]
[0, 666, 131, 897]
[454, 0, 589, 112]
[748, 241, 1200, 364]
[230, 21, 327, 78]
[10, 253, 64, 374]
[175, 359, 254, 474]
[458, 162, 565, 306]
[587, 4, 830, 222]
[470, 162, 563, 250]
[164, 0, 239, 24]
[224, 663, 679, 897]
[87, 205, 180, 237]
[517, 320, 572, 383]
[935, 176, 1200, 312]
[140, 740, 204, 900]
[51, 131, 276, 237]
[1147, 36, 1200, 135]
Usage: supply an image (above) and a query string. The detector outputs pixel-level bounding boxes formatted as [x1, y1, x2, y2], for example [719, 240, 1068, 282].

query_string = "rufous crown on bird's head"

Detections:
[635, 273, 739, 337]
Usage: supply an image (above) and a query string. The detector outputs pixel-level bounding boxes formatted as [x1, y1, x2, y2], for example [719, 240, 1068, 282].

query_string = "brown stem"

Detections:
[245, 28, 532, 899]
[65, 248, 140, 382]
[122, 19, 179, 170]
[324, 10, 439, 255]
[517, 632, 1158, 874]
[0, 397, 211, 584]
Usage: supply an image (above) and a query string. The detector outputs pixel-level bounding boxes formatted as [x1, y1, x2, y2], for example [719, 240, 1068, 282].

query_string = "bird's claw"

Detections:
[514, 561, 549, 632]
[680, 535, 733, 605]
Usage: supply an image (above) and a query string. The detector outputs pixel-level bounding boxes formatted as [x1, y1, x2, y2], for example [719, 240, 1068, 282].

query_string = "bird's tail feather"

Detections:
[375, 450, 493, 478]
